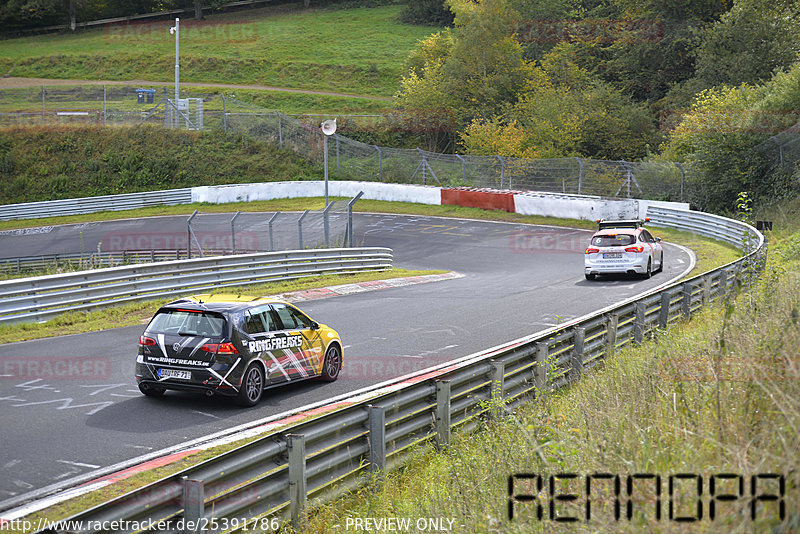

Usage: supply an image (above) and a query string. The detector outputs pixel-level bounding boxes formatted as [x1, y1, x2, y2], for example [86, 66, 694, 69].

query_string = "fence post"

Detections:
[268, 212, 280, 252]
[576, 157, 584, 194]
[222, 94, 227, 132]
[682, 283, 694, 318]
[435, 380, 451, 449]
[187, 210, 198, 259]
[489, 360, 505, 416]
[287, 434, 306, 529]
[277, 111, 283, 149]
[659, 291, 672, 328]
[374, 146, 383, 182]
[103, 85, 107, 126]
[336, 134, 340, 177]
[41, 86, 45, 124]
[703, 275, 711, 304]
[368, 405, 386, 473]
[456, 154, 466, 184]
[182, 477, 204, 534]
[322, 202, 333, 248]
[535, 341, 549, 393]
[346, 191, 364, 247]
[676, 162, 685, 202]
[633, 301, 646, 344]
[230, 211, 241, 254]
[573, 327, 585, 379]
[497, 155, 505, 189]
[298, 210, 309, 249]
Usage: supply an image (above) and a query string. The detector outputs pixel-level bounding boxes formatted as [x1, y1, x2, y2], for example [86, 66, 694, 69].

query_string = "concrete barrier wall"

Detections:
[192, 181, 443, 206]
[192, 181, 689, 221]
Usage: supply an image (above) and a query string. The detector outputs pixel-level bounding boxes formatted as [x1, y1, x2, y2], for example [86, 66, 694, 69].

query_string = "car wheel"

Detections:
[585, 273, 596, 281]
[138, 383, 165, 397]
[317, 344, 342, 382]
[235, 364, 264, 407]
[657, 251, 664, 273]
[643, 259, 652, 279]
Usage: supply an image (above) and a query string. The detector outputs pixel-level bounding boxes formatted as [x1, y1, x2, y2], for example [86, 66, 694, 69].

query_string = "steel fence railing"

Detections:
[0, 188, 192, 221]
[27, 206, 764, 534]
[0, 247, 392, 325]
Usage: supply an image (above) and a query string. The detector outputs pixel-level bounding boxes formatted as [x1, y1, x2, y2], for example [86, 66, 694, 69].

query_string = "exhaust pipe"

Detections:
[205, 390, 214, 397]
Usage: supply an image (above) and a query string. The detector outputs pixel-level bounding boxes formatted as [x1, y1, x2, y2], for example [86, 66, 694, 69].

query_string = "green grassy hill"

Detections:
[0, 5, 437, 99]
[0, 125, 320, 203]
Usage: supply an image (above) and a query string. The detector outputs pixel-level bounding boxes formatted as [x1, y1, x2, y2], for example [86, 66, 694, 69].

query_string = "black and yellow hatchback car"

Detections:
[135, 294, 343, 406]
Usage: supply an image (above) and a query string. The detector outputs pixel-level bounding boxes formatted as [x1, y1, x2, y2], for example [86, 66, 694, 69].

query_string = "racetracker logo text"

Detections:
[1, 356, 111, 380]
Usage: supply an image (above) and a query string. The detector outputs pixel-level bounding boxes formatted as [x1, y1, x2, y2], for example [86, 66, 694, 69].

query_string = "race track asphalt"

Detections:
[0, 213, 693, 502]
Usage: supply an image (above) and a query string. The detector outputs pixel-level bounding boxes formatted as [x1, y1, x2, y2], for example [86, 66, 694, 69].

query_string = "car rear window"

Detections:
[146, 309, 226, 337]
[592, 234, 635, 247]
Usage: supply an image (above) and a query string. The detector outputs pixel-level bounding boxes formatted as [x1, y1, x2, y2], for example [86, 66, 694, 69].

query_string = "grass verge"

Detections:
[293, 230, 798, 534]
[0, 268, 443, 344]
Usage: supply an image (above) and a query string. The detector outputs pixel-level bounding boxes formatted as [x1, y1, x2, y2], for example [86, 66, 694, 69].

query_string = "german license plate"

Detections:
[603, 252, 622, 259]
[160, 368, 191, 380]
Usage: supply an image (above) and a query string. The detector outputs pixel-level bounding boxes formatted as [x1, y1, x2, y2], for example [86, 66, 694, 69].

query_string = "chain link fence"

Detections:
[1, 85, 688, 201]
[186, 200, 355, 258]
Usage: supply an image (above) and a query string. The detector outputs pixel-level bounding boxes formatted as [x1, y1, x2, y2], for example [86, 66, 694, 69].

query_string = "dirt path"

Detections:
[0, 76, 392, 101]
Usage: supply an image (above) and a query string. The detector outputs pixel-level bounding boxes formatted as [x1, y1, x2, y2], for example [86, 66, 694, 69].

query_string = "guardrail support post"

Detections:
[682, 283, 694, 318]
[489, 360, 505, 416]
[703, 275, 711, 304]
[435, 380, 451, 449]
[572, 327, 585, 379]
[633, 301, 646, 344]
[182, 477, 204, 534]
[535, 341, 549, 394]
[659, 291, 672, 329]
[287, 434, 306, 529]
[606, 315, 618, 356]
[368, 405, 386, 474]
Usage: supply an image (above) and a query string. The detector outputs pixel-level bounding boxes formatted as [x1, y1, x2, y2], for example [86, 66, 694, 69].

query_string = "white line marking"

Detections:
[56, 460, 100, 469]
[193, 411, 220, 419]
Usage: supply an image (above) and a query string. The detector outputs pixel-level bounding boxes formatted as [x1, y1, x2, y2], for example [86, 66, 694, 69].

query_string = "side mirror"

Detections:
[655, 237, 662, 242]
[310, 321, 320, 330]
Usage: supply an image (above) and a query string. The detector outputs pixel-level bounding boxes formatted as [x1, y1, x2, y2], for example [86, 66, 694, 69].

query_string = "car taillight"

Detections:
[139, 336, 156, 346]
[625, 246, 644, 253]
[585, 247, 600, 254]
[200, 342, 239, 355]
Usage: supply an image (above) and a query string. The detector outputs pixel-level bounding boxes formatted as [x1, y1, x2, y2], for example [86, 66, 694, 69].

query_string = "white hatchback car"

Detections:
[584, 220, 664, 280]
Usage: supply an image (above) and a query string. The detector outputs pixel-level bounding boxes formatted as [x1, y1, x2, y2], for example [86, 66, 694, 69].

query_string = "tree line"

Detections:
[395, 0, 800, 211]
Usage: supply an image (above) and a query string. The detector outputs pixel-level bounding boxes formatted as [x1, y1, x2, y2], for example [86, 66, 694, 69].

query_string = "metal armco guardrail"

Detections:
[0, 189, 192, 221]
[0, 250, 197, 275]
[0, 248, 392, 324]
[28, 207, 764, 533]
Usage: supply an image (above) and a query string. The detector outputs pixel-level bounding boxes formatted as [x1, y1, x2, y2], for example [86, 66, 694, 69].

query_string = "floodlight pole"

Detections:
[173, 18, 180, 103]
[323, 135, 329, 207]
